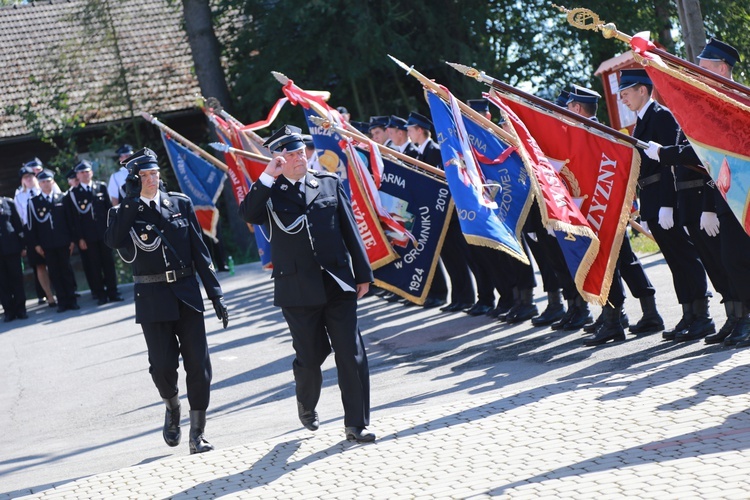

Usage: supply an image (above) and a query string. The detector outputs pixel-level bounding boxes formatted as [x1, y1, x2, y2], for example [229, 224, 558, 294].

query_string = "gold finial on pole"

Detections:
[551, 5, 631, 43]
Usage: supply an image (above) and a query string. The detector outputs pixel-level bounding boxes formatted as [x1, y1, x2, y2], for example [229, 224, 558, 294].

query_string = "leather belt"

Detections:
[133, 268, 193, 284]
[638, 173, 661, 189]
[676, 179, 704, 190]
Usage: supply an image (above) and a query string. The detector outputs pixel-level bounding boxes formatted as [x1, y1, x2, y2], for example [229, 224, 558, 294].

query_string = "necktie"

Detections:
[150, 200, 158, 211]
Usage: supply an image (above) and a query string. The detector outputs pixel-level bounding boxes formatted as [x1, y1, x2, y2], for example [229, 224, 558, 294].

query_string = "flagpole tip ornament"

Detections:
[387, 54, 413, 75]
[271, 71, 290, 85]
[208, 142, 229, 153]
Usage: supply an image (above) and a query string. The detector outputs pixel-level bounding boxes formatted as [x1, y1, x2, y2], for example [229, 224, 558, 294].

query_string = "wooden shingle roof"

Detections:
[0, 0, 200, 140]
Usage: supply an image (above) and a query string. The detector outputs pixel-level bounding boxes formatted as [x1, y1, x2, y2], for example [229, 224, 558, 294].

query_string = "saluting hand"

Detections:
[263, 150, 287, 178]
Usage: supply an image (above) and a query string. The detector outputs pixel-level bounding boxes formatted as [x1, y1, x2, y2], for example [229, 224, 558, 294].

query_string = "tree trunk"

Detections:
[653, 0, 675, 54]
[181, 0, 251, 251]
[676, 0, 707, 62]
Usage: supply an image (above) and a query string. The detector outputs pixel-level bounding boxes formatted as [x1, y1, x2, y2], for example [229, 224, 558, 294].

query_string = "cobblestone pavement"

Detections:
[4, 253, 750, 499]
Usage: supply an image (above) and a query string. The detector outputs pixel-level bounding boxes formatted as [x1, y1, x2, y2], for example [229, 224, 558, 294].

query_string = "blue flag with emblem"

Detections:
[303, 108, 350, 193]
[371, 154, 452, 304]
[161, 132, 226, 241]
[426, 91, 531, 263]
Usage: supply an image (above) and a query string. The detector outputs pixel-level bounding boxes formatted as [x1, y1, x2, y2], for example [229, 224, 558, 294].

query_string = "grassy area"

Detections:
[629, 232, 660, 254]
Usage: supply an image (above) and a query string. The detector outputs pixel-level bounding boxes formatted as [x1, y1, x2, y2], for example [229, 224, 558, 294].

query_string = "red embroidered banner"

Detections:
[499, 94, 640, 304]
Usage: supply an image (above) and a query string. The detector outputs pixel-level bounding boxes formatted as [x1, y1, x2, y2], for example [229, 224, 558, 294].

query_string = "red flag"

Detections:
[497, 93, 640, 304]
[343, 141, 399, 269]
[631, 33, 750, 234]
[489, 94, 600, 301]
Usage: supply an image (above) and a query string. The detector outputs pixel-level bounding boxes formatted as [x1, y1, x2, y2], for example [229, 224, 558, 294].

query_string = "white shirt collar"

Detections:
[416, 137, 433, 155]
[140, 191, 161, 206]
[637, 98, 655, 120]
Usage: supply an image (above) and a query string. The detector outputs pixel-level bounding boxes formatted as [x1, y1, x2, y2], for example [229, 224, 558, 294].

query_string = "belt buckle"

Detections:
[165, 270, 177, 283]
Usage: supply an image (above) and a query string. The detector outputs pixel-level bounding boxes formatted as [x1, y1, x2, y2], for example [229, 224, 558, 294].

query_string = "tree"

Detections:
[181, 0, 252, 250]
[675, 0, 706, 62]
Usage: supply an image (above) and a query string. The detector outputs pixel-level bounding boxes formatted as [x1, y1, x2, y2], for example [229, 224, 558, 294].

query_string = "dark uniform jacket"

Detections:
[240, 170, 373, 308]
[658, 130, 712, 226]
[418, 138, 443, 169]
[401, 141, 419, 159]
[0, 197, 24, 256]
[104, 192, 222, 323]
[658, 134, 726, 217]
[26, 192, 73, 250]
[633, 101, 680, 221]
[65, 181, 111, 242]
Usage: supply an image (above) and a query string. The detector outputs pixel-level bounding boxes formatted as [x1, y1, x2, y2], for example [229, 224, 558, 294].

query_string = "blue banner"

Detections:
[161, 132, 226, 240]
[303, 108, 350, 193]
[371, 155, 452, 304]
[427, 92, 530, 263]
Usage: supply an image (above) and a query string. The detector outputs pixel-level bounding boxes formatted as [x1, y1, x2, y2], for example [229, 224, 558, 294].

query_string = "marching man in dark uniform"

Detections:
[240, 125, 376, 443]
[66, 159, 123, 305]
[104, 148, 229, 454]
[26, 170, 79, 313]
[0, 196, 28, 321]
[620, 70, 713, 341]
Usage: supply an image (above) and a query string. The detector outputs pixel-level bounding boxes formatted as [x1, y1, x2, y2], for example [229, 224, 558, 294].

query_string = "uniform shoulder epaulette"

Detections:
[167, 191, 190, 200]
[310, 170, 337, 178]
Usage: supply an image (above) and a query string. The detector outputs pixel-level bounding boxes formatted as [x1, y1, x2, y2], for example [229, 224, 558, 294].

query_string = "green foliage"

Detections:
[700, 0, 750, 85]
[215, 0, 680, 126]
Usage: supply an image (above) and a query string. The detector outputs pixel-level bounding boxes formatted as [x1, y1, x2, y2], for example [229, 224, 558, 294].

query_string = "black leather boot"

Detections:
[676, 297, 715, 341]
[162, 394, 181, 447]
[489, 297, 514, 319]
[584, 307, 628, 333]
[629, 295, 664, 334]
[551, 299, 576, 330]
[563, 296, 593, 331]
[724, 302, 750, 347]
[706, 301, 739, 345]
[662, 303, 693, 341]
[584, 305, 626, 346]
[505, 288, 538, 324]
[532, 290, 566, 326]
[189, 410, 214, 454]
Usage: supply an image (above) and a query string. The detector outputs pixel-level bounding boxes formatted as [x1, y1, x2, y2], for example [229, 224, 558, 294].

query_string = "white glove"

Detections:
[700, 211, 720, 237]
[640, 220, 649, 233]
[658, 207, 674, 230]
[644, 141, 661, 161]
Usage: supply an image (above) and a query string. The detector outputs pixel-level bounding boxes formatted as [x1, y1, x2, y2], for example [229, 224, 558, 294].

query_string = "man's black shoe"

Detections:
[3, 314, 14, 322]
[467, 303, 493, 316]
[97, 297, 109, 306]
[297, 401, 319, 431]
[441, 302, 472, 313]
[109, 294, 125, 302]
[69, 304, 80, 310]
[423, 297, 446, 309]
[345, 426, 376, 443]
[16, 312, 28, 320]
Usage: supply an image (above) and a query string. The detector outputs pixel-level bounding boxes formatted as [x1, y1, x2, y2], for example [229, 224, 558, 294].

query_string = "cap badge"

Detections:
[284, 126, 291, 135]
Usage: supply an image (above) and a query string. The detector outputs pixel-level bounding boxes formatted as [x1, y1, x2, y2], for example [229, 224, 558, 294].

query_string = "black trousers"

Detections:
[440, 215, 475, 303]
[618, 236, 655, 298]
[0, 253, 26, 316]
[648, 219, 708, 304]
[685, 221, 732, 300]
[718, 212, 750, 302]
[282, 272, 370, 428]
[44, 246, 77, 308]
[141, 302, 212, 410]
[468, 245, 499, 306]
[80, 239, 119, 298]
